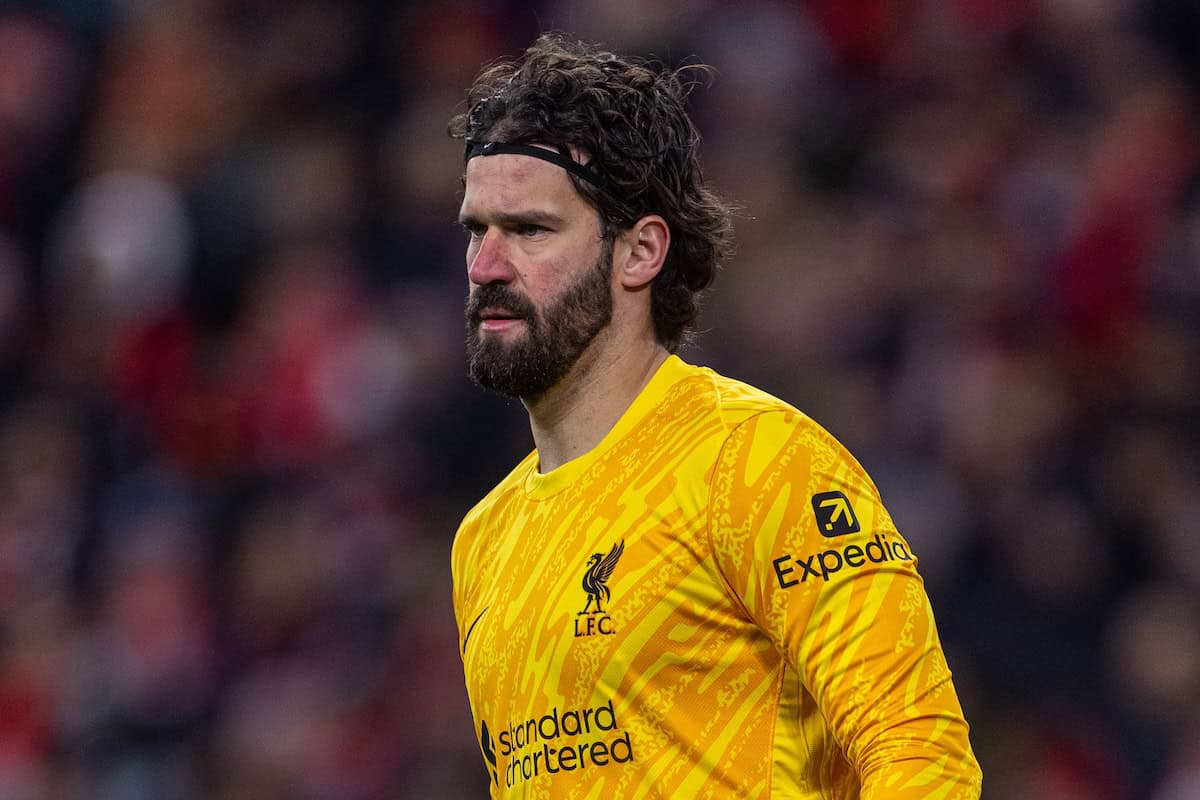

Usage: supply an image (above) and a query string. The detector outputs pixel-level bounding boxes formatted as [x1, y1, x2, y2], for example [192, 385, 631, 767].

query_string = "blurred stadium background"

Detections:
[0, 0, 1198, 797]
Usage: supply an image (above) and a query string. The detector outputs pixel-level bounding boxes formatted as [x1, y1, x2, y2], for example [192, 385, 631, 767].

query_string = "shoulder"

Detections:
[681, 365, 874, 500]
[668, 362, 866, 498]
[452, 451, 537, 578]
[670, 359, 787, 417]
[680, 361, 827, 446]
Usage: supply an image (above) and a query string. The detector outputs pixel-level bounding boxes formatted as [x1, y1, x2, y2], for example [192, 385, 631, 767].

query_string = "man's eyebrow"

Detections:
[457, 209, 567, 228]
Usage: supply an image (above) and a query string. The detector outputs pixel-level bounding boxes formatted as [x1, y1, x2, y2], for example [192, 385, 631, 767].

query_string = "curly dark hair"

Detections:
[448, 33, 735, 352]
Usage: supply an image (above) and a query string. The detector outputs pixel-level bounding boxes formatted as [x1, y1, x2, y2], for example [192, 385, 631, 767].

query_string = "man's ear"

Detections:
[616, 215, 669, 290]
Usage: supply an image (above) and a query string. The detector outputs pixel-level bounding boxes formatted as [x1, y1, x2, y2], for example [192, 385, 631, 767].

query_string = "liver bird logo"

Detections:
[580, 540, 624, 615]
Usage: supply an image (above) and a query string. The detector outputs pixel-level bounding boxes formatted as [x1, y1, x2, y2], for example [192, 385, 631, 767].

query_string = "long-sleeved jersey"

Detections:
[452, 355, 981, 798]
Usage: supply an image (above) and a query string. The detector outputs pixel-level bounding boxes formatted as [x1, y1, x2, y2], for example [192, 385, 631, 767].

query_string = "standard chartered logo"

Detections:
[494, 699, 634, 788]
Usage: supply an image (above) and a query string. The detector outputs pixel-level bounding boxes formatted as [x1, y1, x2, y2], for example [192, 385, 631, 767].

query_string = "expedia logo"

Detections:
[772, 532, 914, 588]
[810, 490, 860, 537]
[574, 540, 623, 638]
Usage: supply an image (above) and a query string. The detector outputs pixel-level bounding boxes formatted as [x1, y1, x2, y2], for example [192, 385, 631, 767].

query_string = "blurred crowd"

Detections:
[0, 0, 1197, 797]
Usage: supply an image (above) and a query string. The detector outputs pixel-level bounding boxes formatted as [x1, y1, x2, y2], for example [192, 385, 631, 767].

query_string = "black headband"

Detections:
[465, 141, 608, 193]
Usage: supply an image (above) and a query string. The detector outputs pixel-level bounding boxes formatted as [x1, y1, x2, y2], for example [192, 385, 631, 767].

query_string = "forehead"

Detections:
[460, 153, 589, 217]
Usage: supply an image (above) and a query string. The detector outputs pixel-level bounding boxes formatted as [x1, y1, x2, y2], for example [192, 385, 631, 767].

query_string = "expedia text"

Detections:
[773, 533, 913, 587]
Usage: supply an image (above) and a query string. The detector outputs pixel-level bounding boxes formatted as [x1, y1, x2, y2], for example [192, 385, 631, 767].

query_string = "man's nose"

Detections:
[468, 230, 514, 285]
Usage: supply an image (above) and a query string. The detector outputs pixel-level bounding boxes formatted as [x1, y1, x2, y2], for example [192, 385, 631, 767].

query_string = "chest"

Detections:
[459, 489, 747, 720]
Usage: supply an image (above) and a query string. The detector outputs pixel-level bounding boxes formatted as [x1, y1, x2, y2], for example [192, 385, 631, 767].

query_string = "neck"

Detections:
[525, 331, 669, 473]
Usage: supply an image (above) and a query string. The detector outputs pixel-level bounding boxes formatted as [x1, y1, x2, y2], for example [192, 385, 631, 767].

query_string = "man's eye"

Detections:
[516, 224, 546, 237]
[462, 223, 486, 239]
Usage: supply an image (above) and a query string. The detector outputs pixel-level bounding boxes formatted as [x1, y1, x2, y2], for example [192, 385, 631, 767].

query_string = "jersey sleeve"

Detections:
[450, 510, 480, 656]
[709, 409, 982, 799]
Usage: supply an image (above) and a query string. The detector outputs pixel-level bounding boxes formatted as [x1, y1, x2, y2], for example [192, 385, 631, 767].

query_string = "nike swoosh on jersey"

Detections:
[463, 606, 489, 654]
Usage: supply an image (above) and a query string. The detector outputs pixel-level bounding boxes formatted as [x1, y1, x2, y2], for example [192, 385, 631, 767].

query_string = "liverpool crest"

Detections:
[574, 540, 623, 637]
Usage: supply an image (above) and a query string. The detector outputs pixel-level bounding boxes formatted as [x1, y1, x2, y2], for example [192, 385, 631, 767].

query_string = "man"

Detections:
[449, 33, 982, 799]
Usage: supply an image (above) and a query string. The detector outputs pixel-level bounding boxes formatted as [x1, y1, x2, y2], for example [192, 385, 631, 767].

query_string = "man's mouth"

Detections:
[476, 307, 524, 332]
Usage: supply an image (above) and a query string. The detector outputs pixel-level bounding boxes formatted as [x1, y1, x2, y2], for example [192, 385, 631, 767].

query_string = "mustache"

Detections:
[465, 284, 538, 325]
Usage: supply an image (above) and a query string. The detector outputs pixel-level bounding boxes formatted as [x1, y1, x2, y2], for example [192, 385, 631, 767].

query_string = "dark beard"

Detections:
[465, 239, 614, 401]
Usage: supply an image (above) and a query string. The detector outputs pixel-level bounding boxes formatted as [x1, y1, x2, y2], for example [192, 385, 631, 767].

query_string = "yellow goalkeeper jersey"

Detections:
[452, 356, 981, 799]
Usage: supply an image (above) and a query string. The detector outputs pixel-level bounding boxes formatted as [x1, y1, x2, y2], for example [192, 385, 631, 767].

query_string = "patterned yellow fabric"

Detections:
[452, 356, 982, 799]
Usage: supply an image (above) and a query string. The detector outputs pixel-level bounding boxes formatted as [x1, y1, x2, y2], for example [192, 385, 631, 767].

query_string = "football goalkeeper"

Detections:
[449, 32, 982, 799]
